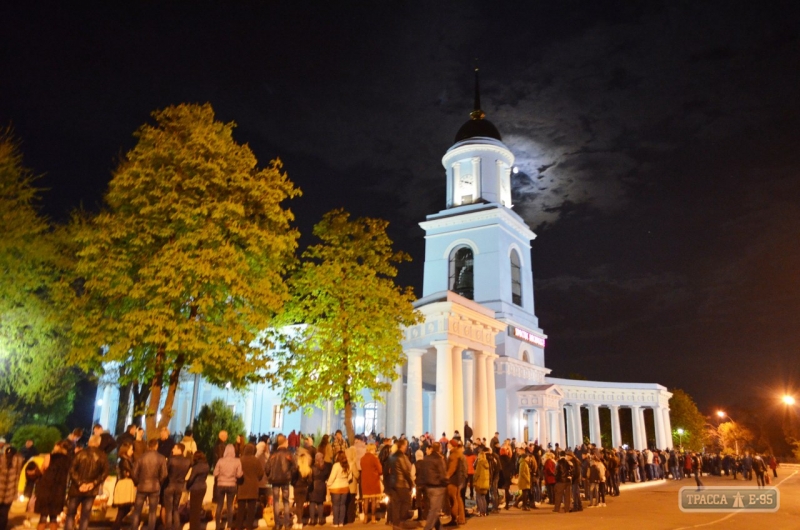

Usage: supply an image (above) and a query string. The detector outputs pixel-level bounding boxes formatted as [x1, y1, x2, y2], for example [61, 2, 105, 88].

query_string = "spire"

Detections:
[470, 66, 486, 121]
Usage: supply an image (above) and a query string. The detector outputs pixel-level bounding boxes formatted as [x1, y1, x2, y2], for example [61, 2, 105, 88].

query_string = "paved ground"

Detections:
[9, 466, 799, 530]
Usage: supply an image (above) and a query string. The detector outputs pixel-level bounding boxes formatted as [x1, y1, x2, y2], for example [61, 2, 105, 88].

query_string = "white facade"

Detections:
[93, 88, 673, 450]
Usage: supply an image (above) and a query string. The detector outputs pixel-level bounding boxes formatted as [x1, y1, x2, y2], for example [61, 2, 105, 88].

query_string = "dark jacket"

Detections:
[265, 447, 296, 486]
[309, 463, 331, 504]
[131, 450, 168, 494]
[158, 437, 176, 459]
[117, 455, 133, 480]
[166, 454, 192, 488]
[35, 453, 70, 514]
[555, 457, 573, 484]
[291, 467, 313, 497]
[1, 450, 26, 503]
[68, 447, 109, 497]
[187, 461, 210, 492]
[213, 439, 227, 468]
[388, 450, 413, 490]
[239, 444, 265, 500]
[421, 453, 447, 488]
[98, 432, 117, 455]
[446, 446, 465, 487]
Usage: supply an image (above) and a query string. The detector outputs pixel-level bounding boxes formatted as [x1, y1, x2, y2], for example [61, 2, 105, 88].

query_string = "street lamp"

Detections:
[783, 395, 796, 406]
[677, 428, 684, 447]
[717, 410, 738, 455]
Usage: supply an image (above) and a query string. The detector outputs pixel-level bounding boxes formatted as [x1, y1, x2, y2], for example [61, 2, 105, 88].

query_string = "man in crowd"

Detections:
[164, 442, 192, 530]
[553, 451, 573, 514]
[64, 435, 109, 530]
[92, 424, 117, 455]
[444, 440, 466, 526]
[157, 427, 175, 459]
[419, 443, 448, 530]
[130, 438, 168, 530]
[388, 438, 414, 530]
[266, 434, 297, 530]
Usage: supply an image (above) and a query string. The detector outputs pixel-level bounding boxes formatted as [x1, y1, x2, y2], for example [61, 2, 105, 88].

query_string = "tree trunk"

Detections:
[157, 354, 185, 431]
[115, 380, 132, 435]
[343, 389, 355, 445]
[132, 379, 150, 425]
[145, 345, 166, 437]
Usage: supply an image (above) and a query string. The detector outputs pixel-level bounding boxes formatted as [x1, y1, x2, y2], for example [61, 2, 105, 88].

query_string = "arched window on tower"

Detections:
[521, 351, 530, 363]
[510, 249, 522, 306]
[449, 246, 474, 300]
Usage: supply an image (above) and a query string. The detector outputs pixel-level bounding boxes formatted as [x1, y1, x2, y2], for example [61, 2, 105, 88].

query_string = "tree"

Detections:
[273, 209, 420, 444]
[68, 103, 300, 436]
[193, 398, 245, 463]
[0, 129, 78, 411]
[668, 388, 707, 451]
[717, 421, 755, 455]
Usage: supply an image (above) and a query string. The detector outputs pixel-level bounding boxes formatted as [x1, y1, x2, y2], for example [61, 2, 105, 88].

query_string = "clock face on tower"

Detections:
[460, 173, 474, 186]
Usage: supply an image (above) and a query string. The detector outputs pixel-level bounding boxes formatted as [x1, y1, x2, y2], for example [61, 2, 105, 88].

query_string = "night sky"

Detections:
[2, 2, 799, 413]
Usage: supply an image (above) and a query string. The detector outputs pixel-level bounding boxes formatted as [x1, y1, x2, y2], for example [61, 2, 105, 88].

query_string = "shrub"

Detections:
[193, 399, 245, 465]
[11, 424, 63, 454]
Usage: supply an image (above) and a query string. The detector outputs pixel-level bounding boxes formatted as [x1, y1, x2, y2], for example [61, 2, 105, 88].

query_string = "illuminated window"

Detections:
[510, 250, 522, 306]
[521, 351, 530, 363]
[364, 402, 378, 435]
[449, 246, 474, 300]
[272, 405, 283, 430]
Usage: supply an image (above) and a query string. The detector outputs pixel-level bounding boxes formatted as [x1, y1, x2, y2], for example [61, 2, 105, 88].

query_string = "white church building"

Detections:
[94, 76, 673, 450]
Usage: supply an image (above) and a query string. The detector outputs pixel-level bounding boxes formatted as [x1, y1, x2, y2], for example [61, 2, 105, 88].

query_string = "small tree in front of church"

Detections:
[273, 209, 420, 444]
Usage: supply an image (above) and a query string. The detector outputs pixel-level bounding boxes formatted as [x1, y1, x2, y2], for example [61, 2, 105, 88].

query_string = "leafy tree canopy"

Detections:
[669, 388, 707, 451]
[274, 209, 420, 442]
[67, 103, 300, 435]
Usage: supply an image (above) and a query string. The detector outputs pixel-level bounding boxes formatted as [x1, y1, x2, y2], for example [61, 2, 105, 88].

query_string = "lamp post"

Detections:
[677, 428, 684, 448]
[717, 410, 738, 455]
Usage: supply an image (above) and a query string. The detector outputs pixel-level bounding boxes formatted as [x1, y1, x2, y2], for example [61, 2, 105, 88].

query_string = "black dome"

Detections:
[454, 118, 502, 143]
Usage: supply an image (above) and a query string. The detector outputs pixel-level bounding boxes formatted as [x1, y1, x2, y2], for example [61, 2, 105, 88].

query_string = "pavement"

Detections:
[8, 466, 800, 530]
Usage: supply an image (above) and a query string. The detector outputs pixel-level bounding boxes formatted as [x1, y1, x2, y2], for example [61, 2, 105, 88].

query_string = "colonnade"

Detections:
[561, 403, 673, 449]
[389, 341, 499, 440]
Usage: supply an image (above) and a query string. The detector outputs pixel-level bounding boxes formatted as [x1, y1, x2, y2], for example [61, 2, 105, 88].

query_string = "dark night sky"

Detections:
[2, 1, 799, 413]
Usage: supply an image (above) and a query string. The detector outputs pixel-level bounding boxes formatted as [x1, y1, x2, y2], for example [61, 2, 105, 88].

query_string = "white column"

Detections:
[433, 341, 454, 439]
[663, 408, 673, 449]
[538, 408, 549, 447]
[244, 393, 254, 435]
[610, 405, 622, 448]
[451, 346, 465, 438]
[486, 353, 498, 436]
[463, 354, 474, 428]
[473, 351, 488, 440]
[405, 349, 425, 438]
[526, 411, 536, 443]
[387, 366, 404, 436]
[654, 406, 667, 449]
[573, 404, 584, 447]
[631, 406, 645, 449]
[589, 404, 602, 445]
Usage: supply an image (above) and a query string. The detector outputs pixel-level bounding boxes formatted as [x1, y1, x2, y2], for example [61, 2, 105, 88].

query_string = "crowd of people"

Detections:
[0, 421, 784, 530]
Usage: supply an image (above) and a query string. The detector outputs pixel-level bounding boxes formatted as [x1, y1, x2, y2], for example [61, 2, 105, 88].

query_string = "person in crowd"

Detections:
[256, 438, 271, 511]
[215, 444, 243, 530]
[543, 452, 556, 505]
[164, 443, 192, 530]
[360, 444, 383, 524]
[237, 444, 265, 530]
[1, 446, 25, 530]
[309, 453, 330, 526]
[769, 455, 778, 478]
[514, 447, 531, 510]
[130, 438, 167, 530]
[566, 449, 582, 512]
[288, 430, 300, 454]
[92, 424, 118, 455]
[116, 424, 137, 450]
[111, 441, 135, 530]
[498, 441, 514, 510]
[214, 430, 229, 467]
[234, 434, 246, 458]
[291, 451, 313, 529]
[64, 435, 109, 530]
[419, 443, 447, 530]
[20, 440, 39, 461]
[133, 427, 147, 461]
[587, 453, 606, 507]
[64, 428, 84, 456]
[304, 436, 318, 461]
[327, 450, 352, 528]
[186, 452, 210, 530]
[463, 422, 473, 444]
[267, 434, 298, 530]
[157, 427, 175, 459]
[318, 435, 333, 464]
[486, 447, 501, 512]
[464, 444, 476, 500]
[387, 438, 413, 530]
[691, 452, 703, 489]
[331, 430, 349, 456]
[553, 451, 573, 514]
[180, 428, 198, 458]
[473, 448, 490, 516]
[444, 439, 465, 526]
[35, 440, 72, 530]
[753, 454, 767, 488]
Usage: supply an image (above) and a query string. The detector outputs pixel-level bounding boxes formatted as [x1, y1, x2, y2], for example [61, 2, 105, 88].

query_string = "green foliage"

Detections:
[66, 103, 300, 435]
[10, 424, 63, 454]
[669, 388, 707, 451]
[274, 209, 421, 442]
[0, 404, 19, 438]
[193, 398, 245, 461]
[0, 129, 78, 407]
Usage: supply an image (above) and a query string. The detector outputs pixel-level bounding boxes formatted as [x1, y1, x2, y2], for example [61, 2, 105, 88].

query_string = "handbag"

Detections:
[113, 477, 137, 506]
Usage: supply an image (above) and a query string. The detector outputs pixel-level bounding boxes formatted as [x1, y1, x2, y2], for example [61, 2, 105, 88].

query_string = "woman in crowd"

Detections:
[235, 444, 264, 530]
[473, 449, 490, 516]
[464, 444, 476, 500]
[292, 451, 313, 529]
[110, 441, 135, 530]
[34, 441, 72, 530]
[309, 452, 330, 526]
[326, 451, 352, 527]
[543, 452, 556, 505]
[133, 427, 147, 460]
[214, 444, 243, 530]
[318, 435, 333, 464]
[360, 444, 383, 524]
[186, 452, 210, 530]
